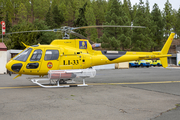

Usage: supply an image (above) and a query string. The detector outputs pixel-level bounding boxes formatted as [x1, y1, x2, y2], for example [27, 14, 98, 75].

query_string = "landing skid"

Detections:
[29, 69, 96, 88]
[30, 78, 88, 88]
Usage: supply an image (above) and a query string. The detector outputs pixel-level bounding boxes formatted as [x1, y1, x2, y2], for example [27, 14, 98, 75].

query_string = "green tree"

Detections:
[92, 0, 107, 25]
[8, 21, 38, 49]
[66, 1, 75, 26]
[0, 8, 3, 21]
[52, 5, 65, 28]
[17, 3, 28, 21]
[12, 0, 21, 23]
[145, 0, 154, 50]
[23, 0, 31, 21]
[132, 0, 153, 51]
[176, 8, 180, 38]
[45, 7, 52, 27]
[33, 0, 50, 20]
[33, 19, 60, 44]
[127, 0, 133, 21]
[98, 0, 131, 50]
[123, 0, 131, 21]
[132, 3, 138, 21]
[171, 9, 177, 37]
[58, 2, 68, 25]
[74, 2, 88, 38]
[163, 0, 173, 37]
[5, 12, 12, 33]
[85, 3, 98, 42]
[151, 3, 165, 50]
[5, 0, 13, 23]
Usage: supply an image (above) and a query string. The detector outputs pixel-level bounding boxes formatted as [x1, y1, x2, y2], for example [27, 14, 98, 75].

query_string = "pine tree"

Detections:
[163, 0, 173, 37]
[123, 0, 131, 21]
[52, 5, 65, 28]
[127, 0, 133, 21]
[0, 8, 3, 21]
[85, 3, 98, 42]
[33, 0, 50, 20]
[132, 0, 153, 51]
[66, 1, 74, 26]
[98, 0, 131, 50]
[132, 3, 138, 21]
[144, 0, 154, 50]
[74, 2, 88, 38]
[92, 0, 106, 25]
[151, 3, 165, 50]
[45, 7, 52, 27]
[5, 12, 12, 33]
[33, 19, 58, 44]
[17, 3, 28, 21]
[59, 2, 68, 25]
[30, 0, 35, 22]
[176, 8, 180, 38]
[171, 9, 177, 37]
[5, 0, 13, 23]
[9, 21, 38, 49]
[23, 0, 31, 21]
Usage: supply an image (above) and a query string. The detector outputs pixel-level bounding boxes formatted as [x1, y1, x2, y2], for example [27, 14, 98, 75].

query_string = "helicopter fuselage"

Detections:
[6, 33, 174, 76]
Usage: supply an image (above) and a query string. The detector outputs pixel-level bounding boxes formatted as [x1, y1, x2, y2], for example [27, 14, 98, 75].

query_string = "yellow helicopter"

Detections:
[5, 25, 175, 88]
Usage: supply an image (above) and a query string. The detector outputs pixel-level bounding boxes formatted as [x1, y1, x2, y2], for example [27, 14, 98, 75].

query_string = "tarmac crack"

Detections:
[150, 103, 180, 120]
[121, 85, 180, 97]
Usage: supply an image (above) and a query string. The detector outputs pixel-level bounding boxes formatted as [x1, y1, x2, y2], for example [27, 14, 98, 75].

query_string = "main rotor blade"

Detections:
[1, 29, 55, 35]
[70, 31, 87, 39]
[72, 25, 146, 30]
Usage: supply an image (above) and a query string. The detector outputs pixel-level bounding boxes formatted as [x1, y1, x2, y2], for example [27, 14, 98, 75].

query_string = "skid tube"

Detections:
[30, 77, 88, 88]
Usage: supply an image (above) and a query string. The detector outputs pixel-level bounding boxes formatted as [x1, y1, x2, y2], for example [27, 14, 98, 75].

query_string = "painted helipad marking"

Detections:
[0, 81, 180, 89]
[0, 86, 40, 89]
[88, 81, 180, 85]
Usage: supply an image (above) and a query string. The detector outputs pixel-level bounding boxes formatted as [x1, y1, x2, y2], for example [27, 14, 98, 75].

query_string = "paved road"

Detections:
[0, 67, 180, 120]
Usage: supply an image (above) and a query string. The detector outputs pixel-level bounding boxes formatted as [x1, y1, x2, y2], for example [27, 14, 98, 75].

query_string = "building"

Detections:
[0, 42, 7, 74]
[168, 39, 180, 66]
[7, 49, 22, 62]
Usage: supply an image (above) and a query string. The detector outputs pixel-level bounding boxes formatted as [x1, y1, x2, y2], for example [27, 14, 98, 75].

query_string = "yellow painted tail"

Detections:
[160, 57, 168, 68]
[160, 33, 175, 68]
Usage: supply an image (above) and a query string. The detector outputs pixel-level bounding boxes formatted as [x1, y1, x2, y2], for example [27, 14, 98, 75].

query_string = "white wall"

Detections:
[0, 51, 7, 74]
[7, 50, 11, 62]
[7, 50, 22, 62]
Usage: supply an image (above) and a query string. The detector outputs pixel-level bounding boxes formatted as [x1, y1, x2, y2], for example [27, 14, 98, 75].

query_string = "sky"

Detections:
[129, 0, 180, 11]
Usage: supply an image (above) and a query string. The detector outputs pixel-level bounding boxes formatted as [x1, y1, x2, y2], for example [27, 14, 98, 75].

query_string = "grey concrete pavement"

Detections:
[0, 67, 180, 120]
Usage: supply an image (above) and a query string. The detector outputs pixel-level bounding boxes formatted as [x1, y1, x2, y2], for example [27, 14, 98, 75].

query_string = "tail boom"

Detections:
[91, 33, 175, 68]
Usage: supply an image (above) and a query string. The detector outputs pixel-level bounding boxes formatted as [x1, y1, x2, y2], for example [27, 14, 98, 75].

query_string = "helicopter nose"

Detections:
[6, 61, 12, 72]
[6, 61, 23, 73]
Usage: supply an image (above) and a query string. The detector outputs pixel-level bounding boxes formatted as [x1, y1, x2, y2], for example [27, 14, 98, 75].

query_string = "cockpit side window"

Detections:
[30, 50, 42, 61]
[44, 50, 59, 60]
[13, 48, 32, 62]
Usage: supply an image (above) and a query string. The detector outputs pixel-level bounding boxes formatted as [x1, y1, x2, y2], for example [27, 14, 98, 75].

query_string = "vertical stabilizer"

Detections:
[161, 33, 175, 54]
[160, 33, 175, 68]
